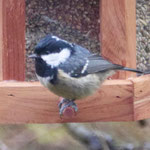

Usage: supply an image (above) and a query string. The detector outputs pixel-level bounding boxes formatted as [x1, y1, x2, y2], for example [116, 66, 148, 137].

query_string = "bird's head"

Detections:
[29, 35, 74, 68]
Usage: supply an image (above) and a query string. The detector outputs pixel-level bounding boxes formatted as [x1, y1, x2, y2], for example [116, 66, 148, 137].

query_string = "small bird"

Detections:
[29, 35, 143, 116]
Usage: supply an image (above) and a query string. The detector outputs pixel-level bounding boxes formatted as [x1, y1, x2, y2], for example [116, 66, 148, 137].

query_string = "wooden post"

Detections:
[100, 0, 136, 79]
[0, 0, 3, 80]
[132, 75, 150, 120]
[0, 0, 25, 81]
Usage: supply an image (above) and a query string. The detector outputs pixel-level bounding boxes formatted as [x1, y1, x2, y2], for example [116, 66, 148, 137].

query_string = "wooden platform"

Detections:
[0, 0, 150, 123]
[0, 74, 150, 123]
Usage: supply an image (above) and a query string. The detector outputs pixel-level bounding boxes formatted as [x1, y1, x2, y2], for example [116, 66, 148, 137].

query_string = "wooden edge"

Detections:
[0, 0, 3, 80]
[0, 79, 134, 123]
[130, 75, 150, 121]
[0, 75, 149, 123]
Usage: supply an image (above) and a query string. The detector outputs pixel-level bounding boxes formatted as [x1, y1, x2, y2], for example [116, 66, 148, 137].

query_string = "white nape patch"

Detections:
[52, 36, 60, 41]
[52, 36, 74, 47]
[81, 59, 89, 74]
[41, 48, 70, 67]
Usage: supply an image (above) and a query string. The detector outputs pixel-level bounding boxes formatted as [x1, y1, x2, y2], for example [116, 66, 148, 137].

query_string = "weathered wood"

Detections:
[0, 80, 134, 123]
[0, 0, 25, 81]
[132, 75, 150, 120]
[100, 0, 136, 79]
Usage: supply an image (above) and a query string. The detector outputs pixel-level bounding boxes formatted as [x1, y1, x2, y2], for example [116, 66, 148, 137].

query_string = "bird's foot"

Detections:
[58, 98, 78, 118]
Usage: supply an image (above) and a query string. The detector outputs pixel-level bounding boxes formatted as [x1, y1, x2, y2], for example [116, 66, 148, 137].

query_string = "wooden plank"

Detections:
[131, 75, 150, 120]
[100, 0, 136, 79]
[0, 80, 134, 123]
[0, 0, 25, 81]
[0, 0, 3, 80]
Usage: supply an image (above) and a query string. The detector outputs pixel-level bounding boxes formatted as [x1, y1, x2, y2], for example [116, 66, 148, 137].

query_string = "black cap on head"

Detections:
[34, 35, 74, 55]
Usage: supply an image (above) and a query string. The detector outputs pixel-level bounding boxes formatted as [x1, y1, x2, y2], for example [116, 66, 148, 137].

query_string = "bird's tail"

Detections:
[121, 67, 144, 74]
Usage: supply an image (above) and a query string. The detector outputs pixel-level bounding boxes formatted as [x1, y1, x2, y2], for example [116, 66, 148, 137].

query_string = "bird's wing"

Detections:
[59, 45, 90, 77]
[86, 54, 123, 74]
[59, 45, 123, 78]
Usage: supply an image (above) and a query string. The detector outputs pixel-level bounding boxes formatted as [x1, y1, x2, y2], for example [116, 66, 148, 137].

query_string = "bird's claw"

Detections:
[58, 98, 78, 117]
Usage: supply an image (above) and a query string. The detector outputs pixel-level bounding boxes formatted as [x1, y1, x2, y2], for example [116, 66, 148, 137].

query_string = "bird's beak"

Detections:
[28, 54, 38, 58]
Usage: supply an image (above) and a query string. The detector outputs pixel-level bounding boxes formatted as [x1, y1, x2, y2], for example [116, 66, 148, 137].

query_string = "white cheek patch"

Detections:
[41, 48, 71, 67]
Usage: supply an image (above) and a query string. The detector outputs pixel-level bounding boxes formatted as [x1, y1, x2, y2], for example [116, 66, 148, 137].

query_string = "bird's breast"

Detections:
[37, 69, 115, 100]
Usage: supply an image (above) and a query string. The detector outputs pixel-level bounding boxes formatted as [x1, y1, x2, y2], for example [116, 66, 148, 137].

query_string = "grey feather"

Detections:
[87, 55, 123, 73]
[59, 45, 90, 77]
[59, 44, 143, 77]
[59, 46, 124, 77]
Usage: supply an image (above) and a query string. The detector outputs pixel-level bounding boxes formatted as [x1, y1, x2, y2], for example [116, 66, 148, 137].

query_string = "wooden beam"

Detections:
[0, 79, 134, 123]
[100, 0, 136, 79]
[132, 75, 150, 120]
[0, 0, 25, 81]
[0, 0, 3, 80]
[0, 75, 149, 123]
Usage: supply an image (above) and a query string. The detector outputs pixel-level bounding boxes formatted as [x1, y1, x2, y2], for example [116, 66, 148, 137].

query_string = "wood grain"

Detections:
[131, 75, 150, 120]
[0, 0, 25, 81]
[0, 74, 150, 123]
[0, 0, 3, 80]
[100, 0, 136, 79]
[0, 80, 134, 123]
[0, 0, 147, 123]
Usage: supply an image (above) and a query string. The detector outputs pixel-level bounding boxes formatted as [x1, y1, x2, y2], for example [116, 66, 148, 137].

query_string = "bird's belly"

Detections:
[54, 74, 101, 99]
[36, 70, 114, 100]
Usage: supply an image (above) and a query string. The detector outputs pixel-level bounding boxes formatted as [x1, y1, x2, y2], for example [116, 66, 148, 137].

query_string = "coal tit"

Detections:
[29, 35, 143, 115]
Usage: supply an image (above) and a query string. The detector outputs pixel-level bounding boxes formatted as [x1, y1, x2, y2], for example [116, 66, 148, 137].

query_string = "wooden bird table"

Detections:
[0, 0, 150, 123]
